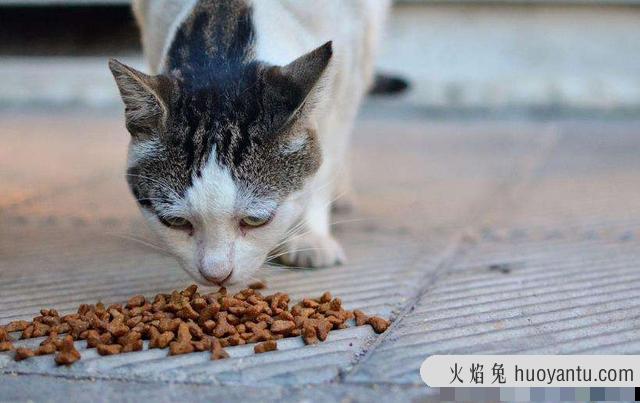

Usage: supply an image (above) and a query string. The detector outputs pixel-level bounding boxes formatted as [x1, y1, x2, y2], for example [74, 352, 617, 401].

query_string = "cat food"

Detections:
[248, 280, 267, 290]
[0, 284, 390, 365]
[254, 340, 277, 354]
[14, 347, 35, 361]
[54, 335, 81, 365]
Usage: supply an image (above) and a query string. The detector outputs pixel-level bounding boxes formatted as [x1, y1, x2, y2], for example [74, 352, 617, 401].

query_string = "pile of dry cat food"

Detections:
[0, 283, 389, 366]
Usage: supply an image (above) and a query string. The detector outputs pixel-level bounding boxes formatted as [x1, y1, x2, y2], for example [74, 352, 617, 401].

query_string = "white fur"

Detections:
[128, 139, 161, 166]
[131, 0, 390, 283]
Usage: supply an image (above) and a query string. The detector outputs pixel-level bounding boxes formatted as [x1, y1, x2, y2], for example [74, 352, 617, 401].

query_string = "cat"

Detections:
[109, 0, 391, 286]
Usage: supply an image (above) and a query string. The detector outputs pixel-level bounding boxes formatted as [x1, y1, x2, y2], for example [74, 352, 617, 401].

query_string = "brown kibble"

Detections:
[122, 339, 143, 353]
[248, 280, 266, 290]
[220, 297, 244, 310]
[40, 308, 59, 317]
[201, 320, 216, 334]
[152, 295, 167, 312]
[149, 327, 174, 349]
[32, 321, 51, 338]
[181, 284, 198, 299]
[256, 313, 273, 324]
[158, 318, 181, 333]
[118, 331, 143, 352]
[276, 311, 295, 322]
[169, 323, 194, 355]
[40, 315, 60, 326]
[270, 320, 296, 335]
[21, 325, 35, 339]
[246, 320, 271, 343]
[38, 331, 61, 354]
[293, 307, 315, 319]
[0, 341, 13, 352]
[177, 302, 199, 320]
[50, 323, 71, 335]
[97, 344, 123, 356]
[126, 316, 143, 328]
[15, 347, 35, 361]
[169, 340, 194, 355]
[254, 340, 277, 354]
[353, 310, 368, 326]
[317, 303, 330, 314]
[269, 293, 289, 313]
[302, 299, 319, 309]
[6, 284, 383, 366]
[35, 343, 57, 356]
[243, 304, 263, 319]
[87, 331, 112, 348]
[191, 297, 207, 311]
[66, 318, 89, 339]
[128, 304, 150, 317]
[0, 327, 8, 342]
[106, 317, 129, 337]
[212, 313, 236, 338]
[191, 337, 212, 352]
[210, 338, 229, 360]
[5, 320, 30, 333]
[302, 325, 318, 345]
[55, 335, 81, 365]
[325, 315, 345, 327]
[315, 320, 332, 342]
[366, 316, 390, 333]
[246, 295, 263, 305]
[126, 295, 146, 308]
[199, 304, 220, 324]
[186, 321, 205, 339]
[225, 334, 243, 346]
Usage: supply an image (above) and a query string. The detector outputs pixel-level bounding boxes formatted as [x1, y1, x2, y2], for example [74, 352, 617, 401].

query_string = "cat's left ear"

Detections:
[263, 41, 333, 129]
[108, 59, 170, 138]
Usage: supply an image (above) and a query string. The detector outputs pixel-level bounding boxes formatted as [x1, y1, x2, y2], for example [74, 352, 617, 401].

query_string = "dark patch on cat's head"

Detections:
[110, 0, 331, 219]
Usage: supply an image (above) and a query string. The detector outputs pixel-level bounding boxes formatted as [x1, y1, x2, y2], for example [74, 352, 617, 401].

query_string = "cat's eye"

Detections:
[161, 216, 193, 232]
[240, 215, 270, 228]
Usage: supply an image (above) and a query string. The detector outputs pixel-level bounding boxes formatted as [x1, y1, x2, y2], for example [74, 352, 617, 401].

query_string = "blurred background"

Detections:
[1, 0, 639, 115]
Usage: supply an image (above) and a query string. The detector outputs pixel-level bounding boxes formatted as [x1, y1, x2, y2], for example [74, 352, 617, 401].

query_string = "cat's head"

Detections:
[109, 42, 332, 285]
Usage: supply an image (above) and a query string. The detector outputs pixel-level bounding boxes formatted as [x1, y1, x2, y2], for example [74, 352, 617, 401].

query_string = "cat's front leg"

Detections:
[278, 182, 346, 268]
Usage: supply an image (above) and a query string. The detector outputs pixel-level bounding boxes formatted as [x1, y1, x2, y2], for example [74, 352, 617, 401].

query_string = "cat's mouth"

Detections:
[199, 270, 234, 286]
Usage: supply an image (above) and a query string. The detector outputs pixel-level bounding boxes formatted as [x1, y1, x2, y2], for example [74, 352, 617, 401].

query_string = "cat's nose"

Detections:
[198, 263, 233, 285]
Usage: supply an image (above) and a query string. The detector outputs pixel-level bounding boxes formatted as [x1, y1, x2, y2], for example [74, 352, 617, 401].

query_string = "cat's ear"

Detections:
[263, 41, 333, 129]
[108, 59, 170, 138]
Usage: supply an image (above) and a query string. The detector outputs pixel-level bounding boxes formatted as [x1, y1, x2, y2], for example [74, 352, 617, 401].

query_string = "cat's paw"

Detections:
[277, 233, 346, 268]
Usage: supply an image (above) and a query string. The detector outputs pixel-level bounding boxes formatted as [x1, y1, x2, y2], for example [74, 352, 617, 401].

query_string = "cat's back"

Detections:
[134, 0, 389, 73]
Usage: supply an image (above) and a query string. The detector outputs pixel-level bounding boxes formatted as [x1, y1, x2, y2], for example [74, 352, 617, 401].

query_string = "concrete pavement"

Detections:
[1, 107, 639, 401]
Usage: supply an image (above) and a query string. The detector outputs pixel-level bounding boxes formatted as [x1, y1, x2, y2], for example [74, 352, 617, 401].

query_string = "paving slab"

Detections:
[1, 109, 639, 401]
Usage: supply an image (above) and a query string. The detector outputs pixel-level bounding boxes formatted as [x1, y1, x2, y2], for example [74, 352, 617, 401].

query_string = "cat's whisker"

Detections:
[265, 246, 335, 261]
[329, 217, 372, 226]
[262, 262, 317, 271]
[271, 227, 313, 250]
[134, 197, 169, 203]
[104, 232, 173, 256]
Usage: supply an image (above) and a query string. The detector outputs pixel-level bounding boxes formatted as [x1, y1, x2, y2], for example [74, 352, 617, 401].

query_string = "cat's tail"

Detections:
[369, 72, 410, 96]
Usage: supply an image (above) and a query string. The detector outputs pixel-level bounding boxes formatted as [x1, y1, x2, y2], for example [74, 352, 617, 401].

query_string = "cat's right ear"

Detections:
[108, 59, 169, 138]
